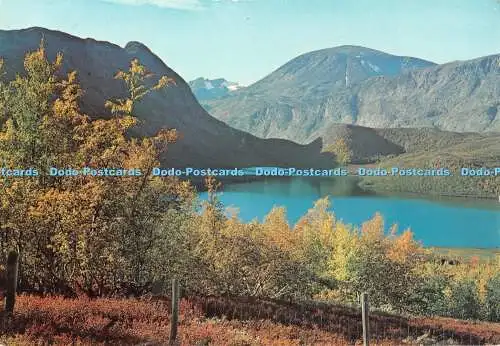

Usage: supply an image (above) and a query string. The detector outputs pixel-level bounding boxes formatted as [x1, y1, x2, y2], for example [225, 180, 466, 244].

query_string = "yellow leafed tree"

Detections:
[0, 41, 194, 296]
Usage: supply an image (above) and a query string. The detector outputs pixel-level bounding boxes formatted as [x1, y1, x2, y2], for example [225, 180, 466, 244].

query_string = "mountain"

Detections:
[233, 46, 435, 101]
[189, 77, 243, 101]
[205, 46, 500, 144]
[0, 27, 334, 169]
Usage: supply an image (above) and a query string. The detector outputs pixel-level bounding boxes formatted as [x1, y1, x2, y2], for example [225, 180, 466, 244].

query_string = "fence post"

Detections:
[5, 251, 19, 314]
[169, 278, 180, 345]
[361, 292, 370, 346]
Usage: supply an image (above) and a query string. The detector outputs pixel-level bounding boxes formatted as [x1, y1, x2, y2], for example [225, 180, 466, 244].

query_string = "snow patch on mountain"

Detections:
[189, 77, 244, 101]
[360, 59, 382, 73]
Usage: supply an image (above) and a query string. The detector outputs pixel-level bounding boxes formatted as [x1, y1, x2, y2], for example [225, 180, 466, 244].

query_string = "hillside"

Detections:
[321, 124, 404, 163]
[373, 127, 497, 154]
[357, 135, 500, 197]
[0, 27, 333, 169]
[319, 124, 500, 196]
[206, 47, 500, 143]
[321, 124, 500, 163]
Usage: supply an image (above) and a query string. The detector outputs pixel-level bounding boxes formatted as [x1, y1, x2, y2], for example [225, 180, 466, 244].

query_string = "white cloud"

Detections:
[100, 0, 204, 10]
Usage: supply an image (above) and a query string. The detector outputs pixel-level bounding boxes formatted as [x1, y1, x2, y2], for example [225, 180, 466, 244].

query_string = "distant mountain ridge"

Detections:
[0, 27, 333, 169]
[205, 46, 500, 144]
[189, 77, 243, 101]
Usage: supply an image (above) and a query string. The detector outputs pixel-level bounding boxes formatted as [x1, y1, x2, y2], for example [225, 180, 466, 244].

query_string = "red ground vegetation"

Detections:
[0, 295, 498, 345]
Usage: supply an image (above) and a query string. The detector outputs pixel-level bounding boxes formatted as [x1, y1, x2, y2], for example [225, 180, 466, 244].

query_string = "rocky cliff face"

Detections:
[0, 27, 334, 168]
[205, 46, 500, 144]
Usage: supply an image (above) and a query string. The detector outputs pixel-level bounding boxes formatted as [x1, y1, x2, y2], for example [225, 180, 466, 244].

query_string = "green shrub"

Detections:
[483, 273, 500, 322]
[447, 279, 481, 320]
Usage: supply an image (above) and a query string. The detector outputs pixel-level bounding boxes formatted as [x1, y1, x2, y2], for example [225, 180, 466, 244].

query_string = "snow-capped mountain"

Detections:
[189, 77, 243, 101]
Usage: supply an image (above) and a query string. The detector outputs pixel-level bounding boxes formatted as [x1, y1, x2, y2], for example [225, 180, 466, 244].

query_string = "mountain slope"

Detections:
[206, 46, 499, 143]
[322, 124, 500, 163]
[0, 27, 333, 169]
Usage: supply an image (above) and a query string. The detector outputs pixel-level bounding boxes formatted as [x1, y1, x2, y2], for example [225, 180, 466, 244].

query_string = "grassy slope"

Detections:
[357, 136, 500, 198]
[325, 125, 500, 164]
[374, 128, 498, 157]
[1, 295, 499, 345]
[324, 126, 500, 198]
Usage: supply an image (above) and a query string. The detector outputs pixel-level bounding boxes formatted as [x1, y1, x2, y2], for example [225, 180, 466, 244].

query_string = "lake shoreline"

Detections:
[430, 247, 499, 262]
[360, 186, 499, 201]
[192, 174, 499, 202]
[199, 178, 499, 249]
[351, 163, 499, 201]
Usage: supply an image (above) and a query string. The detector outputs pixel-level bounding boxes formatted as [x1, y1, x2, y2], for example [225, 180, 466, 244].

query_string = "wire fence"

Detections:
[179, 294, 495, 345]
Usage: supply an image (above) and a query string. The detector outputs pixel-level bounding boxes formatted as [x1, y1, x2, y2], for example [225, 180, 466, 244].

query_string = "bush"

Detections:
[483, 273, 500, 322]
[410, 272, 449, 317]
[447, 279, 481, 320]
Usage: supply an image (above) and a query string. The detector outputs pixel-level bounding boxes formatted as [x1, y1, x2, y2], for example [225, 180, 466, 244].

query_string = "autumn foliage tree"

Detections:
[0, 41, 195, 296]
[325, 138, 352, 165]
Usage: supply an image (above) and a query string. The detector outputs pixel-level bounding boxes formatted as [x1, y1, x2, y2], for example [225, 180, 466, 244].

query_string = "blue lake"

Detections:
[199, 178, 500, 249]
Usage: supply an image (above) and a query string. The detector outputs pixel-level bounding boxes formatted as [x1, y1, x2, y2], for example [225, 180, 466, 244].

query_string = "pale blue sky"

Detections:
[0, 0, 499, 85]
